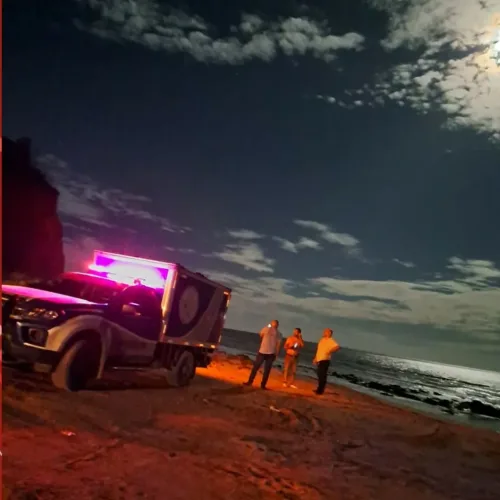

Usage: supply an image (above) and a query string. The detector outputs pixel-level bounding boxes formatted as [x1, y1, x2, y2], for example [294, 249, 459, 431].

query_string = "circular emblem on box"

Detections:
[178, 286, 200, 324]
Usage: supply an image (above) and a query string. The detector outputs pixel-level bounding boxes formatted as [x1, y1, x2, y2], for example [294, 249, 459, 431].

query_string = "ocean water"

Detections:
[220, 329, 500, 431]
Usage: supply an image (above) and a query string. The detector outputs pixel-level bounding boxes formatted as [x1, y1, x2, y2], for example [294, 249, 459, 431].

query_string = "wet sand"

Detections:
[3, 353, 500, 499]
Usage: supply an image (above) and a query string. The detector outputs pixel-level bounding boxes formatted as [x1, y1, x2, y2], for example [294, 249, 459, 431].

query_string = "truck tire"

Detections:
[166, 350, 195, 387]
[51, 339, 100, 392]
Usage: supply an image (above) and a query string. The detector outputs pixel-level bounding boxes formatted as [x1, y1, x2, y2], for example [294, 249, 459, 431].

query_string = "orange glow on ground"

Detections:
[3, 355, 500, 499]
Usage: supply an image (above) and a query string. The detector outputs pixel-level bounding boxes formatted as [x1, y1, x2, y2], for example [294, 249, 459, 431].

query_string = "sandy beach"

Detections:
[3, 352, 500, 500]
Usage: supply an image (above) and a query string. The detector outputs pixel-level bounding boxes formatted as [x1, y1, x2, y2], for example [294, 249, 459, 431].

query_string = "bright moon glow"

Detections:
[340, 3, 500, 140]
[492, 30, 500, 65]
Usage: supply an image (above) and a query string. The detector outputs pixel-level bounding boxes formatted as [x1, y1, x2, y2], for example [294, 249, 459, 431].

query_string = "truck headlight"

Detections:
[24, 308, 61, 321]
[22, 327, 48, 347]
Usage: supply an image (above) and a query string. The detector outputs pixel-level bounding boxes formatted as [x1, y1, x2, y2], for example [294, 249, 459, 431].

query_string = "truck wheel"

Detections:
[166, 351, 195, 387]
[51, 339, 100, 392]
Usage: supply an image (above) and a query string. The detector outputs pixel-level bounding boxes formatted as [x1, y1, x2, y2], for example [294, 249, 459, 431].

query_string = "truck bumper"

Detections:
[2, 321, 60, 368]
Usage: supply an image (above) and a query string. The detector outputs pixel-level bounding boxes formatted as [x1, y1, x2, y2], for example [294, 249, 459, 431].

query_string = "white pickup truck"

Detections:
[2, 251, 231, 391]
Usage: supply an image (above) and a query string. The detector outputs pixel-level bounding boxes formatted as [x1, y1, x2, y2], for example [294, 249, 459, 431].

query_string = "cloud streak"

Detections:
[212, 242, 275, 273]
[38, 154, 190, 233]
[204, 256, 500, 340]
[227, 229, 265, 240]
[273, 236, 322, 253]
[393, 258, 416, 268]
[74, 1, 365, 64]
[293, 219, 363, 258]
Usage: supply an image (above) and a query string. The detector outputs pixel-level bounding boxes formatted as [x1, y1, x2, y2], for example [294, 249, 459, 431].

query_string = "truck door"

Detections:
[108, 286, 162, 362]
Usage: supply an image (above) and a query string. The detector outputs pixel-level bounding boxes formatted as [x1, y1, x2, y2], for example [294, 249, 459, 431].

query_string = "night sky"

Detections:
[4, 0, 500, 370]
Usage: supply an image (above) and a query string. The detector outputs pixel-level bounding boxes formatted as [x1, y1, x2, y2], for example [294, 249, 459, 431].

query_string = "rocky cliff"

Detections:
[2, 137, 65, 279]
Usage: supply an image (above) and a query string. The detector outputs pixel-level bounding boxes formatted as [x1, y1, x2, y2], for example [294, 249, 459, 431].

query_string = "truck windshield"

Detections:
[30, 276, 124, 304]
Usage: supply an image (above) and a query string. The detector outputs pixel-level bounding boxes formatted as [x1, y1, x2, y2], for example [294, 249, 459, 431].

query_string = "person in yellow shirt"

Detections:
[312, 328, 340, 395]
[282, 328, 304, 388]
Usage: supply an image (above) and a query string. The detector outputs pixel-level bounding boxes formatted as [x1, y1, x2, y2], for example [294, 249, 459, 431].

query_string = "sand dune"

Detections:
[3, 353, 500, 499]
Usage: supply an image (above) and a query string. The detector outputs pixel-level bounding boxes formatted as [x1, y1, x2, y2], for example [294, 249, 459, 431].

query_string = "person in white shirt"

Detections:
[313, 328, 340, 395]
[244, 319, 282, 390]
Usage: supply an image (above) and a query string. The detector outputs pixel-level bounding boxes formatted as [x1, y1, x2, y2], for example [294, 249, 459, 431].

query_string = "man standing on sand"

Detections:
[282, 328, 304, 389]
[244, 320, 282, 390]
[313, 328, 340, 395]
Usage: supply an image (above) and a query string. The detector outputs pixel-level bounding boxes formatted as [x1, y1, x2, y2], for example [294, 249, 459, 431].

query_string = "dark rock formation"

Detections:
[329, 368, 500, 420]
[2, 137, 64, 279]
[456, 400, 500, 419]
[422, 397, 454, 411]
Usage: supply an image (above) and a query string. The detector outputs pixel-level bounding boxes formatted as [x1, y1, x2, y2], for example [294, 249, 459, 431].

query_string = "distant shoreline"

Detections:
[222, 328, 500, 374]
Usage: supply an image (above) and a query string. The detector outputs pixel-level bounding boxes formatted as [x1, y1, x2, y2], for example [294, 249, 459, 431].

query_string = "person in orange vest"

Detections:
[282, 328, 304, 388]
[313, 328, 340, 395]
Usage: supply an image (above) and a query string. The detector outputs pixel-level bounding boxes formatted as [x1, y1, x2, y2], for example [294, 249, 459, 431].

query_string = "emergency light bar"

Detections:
[88, 251, 173, 289]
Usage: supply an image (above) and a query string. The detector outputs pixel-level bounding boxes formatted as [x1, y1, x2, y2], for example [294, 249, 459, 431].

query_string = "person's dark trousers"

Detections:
[247, 352, 275, 388]
[316, 360, 330, 394]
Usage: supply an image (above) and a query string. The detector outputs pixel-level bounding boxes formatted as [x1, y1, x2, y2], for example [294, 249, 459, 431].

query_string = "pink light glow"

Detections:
[2, 285, 94, 304]
[94, 251, 174, 270]
[89, 251, 173, 289]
